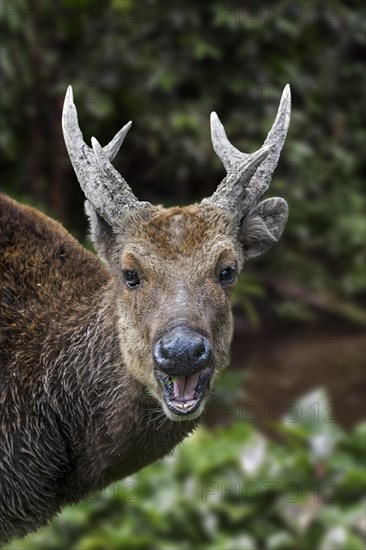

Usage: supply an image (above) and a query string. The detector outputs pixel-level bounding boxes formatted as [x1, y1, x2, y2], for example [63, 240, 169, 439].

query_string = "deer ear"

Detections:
[240, 197, 288, 260]
[84, 200, 114, 264]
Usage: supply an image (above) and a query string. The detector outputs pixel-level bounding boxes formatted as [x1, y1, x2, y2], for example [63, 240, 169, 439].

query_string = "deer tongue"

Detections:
[173, 373, 200, 402]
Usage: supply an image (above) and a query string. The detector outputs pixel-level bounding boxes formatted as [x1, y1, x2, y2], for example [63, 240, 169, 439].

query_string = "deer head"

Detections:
[62, 85, 291, 421]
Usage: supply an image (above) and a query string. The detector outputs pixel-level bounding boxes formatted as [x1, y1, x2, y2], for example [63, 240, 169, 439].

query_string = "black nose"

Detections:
[153, 326, 212, 376]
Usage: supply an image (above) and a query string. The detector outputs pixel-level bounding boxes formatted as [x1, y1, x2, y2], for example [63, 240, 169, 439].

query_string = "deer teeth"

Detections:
[171, 400, 196, 410]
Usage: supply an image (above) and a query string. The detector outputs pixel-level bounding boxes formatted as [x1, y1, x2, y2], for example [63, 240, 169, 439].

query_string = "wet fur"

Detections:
[0, 196, 202, 541]
[0, 195, 239, 542]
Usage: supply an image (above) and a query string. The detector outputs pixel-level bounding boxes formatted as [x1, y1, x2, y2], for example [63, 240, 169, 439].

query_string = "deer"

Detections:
[0, 84, 291, 542]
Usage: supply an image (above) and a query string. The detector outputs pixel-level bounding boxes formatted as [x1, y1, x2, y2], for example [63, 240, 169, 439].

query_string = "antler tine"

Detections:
[91, 137, 140, 221]
[62, 86, 142, 226]
[242, 84, 291, 212]
[210, 111, 251, 173]
[104, 121, 132, 161]
[205, 84, 291, 213]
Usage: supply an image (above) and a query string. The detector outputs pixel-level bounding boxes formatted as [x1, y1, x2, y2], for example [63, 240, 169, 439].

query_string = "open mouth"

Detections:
[154, 366, 213, 417]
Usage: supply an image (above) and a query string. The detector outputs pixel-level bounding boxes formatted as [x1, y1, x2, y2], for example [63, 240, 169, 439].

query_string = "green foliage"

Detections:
[0, 5, 364, 548]
[232, 273, 265, 322]
[5, 390, 365, 549]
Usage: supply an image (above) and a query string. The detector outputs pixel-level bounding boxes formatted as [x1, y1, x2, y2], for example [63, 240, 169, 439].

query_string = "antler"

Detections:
[62, 86, 146, 226]
[203, 84, 291, 213]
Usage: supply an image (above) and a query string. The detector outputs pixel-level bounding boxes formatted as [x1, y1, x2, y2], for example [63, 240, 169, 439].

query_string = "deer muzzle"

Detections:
[153, 326, 213, 418]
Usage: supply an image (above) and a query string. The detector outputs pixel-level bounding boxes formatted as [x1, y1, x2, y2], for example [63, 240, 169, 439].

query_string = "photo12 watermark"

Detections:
[205, 399, 337, 425]
[202, 480, 338, 504]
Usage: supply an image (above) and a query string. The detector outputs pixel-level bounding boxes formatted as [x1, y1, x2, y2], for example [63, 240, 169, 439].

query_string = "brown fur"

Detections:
[112, 204, 243, 396]
[0, 194, 243, 542]
[0, 194, 108, 388]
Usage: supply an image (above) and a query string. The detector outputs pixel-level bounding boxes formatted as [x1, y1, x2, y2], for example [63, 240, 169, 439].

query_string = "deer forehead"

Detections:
[120, 205, 240, 265]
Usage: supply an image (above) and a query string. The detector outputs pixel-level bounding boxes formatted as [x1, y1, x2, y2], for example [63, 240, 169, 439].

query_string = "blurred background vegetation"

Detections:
[0, 0, 365, 548]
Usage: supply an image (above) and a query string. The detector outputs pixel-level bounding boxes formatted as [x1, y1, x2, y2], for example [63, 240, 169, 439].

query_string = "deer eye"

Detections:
[219, 267, 236, 285]
[123, 270, 140, 289]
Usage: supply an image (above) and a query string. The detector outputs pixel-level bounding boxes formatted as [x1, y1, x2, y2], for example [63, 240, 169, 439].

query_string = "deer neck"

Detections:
[50, 285, 197, 496]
